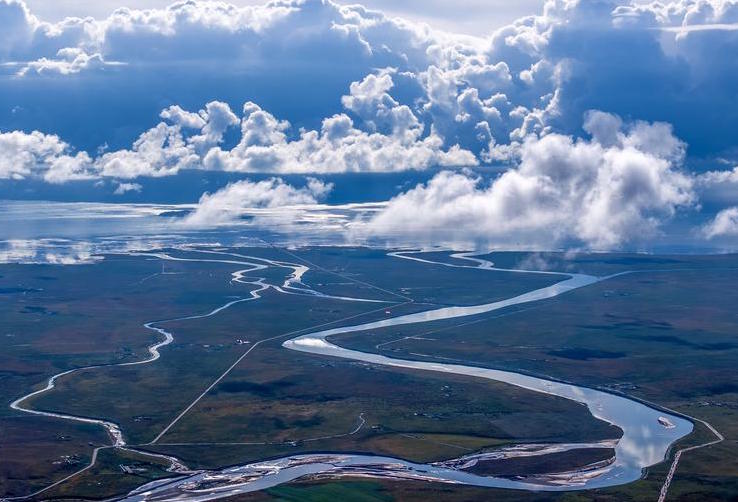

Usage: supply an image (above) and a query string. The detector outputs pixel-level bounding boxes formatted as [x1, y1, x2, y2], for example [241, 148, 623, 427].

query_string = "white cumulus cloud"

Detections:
[361, 112, 696, 249]
[0, 89, 477, 182]
[3, 0, 738, 249]
[113, 182, 142, 195]
[183, 177, 334, 226]
[0, 129, 94, 182]
[204, 101, 476, 174]
[703, 207, 738, 239]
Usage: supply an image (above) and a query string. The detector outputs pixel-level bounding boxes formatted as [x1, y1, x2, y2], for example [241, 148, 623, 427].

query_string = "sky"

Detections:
[23, 0, 544, 35]
[2, 0, 738, 253]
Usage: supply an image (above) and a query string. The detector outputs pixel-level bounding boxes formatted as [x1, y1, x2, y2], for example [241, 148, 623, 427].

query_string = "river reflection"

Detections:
[284, 271, 692, 485]
[121, 270, 692, 501]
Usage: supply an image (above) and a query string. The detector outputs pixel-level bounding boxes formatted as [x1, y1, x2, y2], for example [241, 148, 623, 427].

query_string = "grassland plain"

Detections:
[0, 254, 245, 496]
[0, 248, 603, 499]
[11, 249, 616, 497]
[331, 251, 738, 501]
[1, 248, 735, 500]
[34, 446, 175, 500]
[276, 246, 561, 306]
[27, 289, 383, 445]
[147, 339, 616, 460]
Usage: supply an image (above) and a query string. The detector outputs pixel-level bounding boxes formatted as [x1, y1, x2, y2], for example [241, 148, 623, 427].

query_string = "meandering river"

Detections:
[117, 251, 692, 501]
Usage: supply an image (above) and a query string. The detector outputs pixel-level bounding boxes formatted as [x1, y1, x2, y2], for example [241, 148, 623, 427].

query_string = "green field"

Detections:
[1, 248, 736, 500]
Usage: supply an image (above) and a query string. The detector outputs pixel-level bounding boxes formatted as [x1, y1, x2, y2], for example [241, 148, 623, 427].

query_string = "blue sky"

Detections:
[23, 0, 545, 35]
[2, 0, 738, 251]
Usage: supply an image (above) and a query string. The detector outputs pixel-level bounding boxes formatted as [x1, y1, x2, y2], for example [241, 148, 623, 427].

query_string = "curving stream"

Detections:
[6, 249, 694, 501]
[118, 251, 693, 501]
